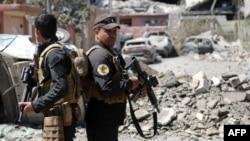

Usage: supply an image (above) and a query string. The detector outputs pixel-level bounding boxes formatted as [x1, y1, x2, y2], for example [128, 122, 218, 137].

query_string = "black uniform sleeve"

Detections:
[88, 48, 132, 97]
[32, 49, 70, 113]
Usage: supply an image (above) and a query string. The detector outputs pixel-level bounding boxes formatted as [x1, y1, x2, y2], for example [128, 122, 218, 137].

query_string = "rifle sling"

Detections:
[30, 75, 49, 101]
[40, 74, 50, 84]
[127, 94, 158, 139]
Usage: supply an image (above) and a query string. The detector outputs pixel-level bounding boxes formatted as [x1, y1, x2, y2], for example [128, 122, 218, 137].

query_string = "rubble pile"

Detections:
[110, 0, 181, 15]
[118, 46, 250, 140]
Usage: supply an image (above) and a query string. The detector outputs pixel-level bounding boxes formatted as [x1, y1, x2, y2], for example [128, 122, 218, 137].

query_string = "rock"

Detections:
[220, 92, 247, 102]
[158, 108, 176, 126]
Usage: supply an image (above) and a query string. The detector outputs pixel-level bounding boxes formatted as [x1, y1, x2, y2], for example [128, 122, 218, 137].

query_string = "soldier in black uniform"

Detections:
[19, 13, 77, 141]
[85, 13, 146, 141]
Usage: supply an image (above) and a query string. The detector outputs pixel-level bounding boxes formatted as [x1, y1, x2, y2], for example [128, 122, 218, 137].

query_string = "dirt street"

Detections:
[149, 54, 246, 79]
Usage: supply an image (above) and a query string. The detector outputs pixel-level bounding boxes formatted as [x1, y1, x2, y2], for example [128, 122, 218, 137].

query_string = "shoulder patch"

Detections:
[97, 64, 109, 75]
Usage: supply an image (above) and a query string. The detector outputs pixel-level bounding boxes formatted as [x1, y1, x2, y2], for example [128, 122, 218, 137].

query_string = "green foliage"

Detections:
[26, 0, 91, 32]
[25, 0, 41, 6]
[51, 2, 91, 32]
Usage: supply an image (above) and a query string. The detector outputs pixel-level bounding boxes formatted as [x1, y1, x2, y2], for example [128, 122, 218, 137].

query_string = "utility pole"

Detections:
[45, 0, 51, 14]
[109, 0, 112, 14]
[210, 0, 217, 29]
[237, 0, 241, 40]
[110, 0, 121, 52]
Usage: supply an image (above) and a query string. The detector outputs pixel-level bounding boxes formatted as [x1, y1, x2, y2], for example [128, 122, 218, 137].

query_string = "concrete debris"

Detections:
[191, 71, 210, 93]
[158, 108, 177, 126]
[110, 0, 182, 15]
[115, 43, 250, 140]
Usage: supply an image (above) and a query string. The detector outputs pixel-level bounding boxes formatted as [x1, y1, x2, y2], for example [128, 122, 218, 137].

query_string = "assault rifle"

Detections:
[18, 62, 35, 123]
[125, 56, 160, 139]
[126, 56, 160, 113]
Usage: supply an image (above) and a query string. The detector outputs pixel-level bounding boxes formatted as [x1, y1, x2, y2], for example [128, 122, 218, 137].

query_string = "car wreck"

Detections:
[121, 38, 158, 64]
[142, 31, 178, 58]
[180, 34, 227, 55]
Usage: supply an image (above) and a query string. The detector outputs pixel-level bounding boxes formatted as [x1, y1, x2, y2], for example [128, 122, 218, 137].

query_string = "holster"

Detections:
[73, 103, 81, 120]
[61, 102, 73, 126]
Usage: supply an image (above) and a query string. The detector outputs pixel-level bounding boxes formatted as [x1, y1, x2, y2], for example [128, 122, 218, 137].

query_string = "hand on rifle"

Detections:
[19, 102, 34, 114]
[129, 77, 141, 90]
[139, 87, 147, 98]
[129, 77, 147, 98]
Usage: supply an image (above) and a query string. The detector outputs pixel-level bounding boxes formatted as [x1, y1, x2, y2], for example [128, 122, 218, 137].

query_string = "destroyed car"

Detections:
[121, 38, 157, 64]
[142, 31, 178, 58]
[0, 30, 86, 125]
[180, 35, 226, 55]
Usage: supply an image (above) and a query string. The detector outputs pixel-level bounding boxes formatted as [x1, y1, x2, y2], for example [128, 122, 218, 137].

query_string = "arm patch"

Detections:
[97, 64, 110, 76]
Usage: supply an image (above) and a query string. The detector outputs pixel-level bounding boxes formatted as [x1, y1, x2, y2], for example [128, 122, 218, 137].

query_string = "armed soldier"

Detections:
[19, 13, 79, 141]
[84, 13, 147, 141]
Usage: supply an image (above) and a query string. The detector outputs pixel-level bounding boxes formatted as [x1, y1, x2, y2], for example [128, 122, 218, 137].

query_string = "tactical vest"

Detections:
[86, 45, 126, 104]
[37, 43, 78, 106]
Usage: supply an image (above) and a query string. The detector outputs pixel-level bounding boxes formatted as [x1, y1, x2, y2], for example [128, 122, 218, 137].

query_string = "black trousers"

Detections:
[85, 122, 119, 141]
[64, 115, 77, 141]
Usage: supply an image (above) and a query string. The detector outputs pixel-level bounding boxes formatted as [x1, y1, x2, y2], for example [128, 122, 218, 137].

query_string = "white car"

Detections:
[121, 38, 157, 64]
[142, 31, 178, 58]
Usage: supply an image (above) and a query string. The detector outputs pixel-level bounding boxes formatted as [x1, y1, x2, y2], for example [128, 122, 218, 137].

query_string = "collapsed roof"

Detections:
[183, 0, 236, 20]
[95, 0, 237, 20]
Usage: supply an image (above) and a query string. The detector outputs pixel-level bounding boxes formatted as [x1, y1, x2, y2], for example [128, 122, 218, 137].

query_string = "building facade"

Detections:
[0, 4, 42, 35]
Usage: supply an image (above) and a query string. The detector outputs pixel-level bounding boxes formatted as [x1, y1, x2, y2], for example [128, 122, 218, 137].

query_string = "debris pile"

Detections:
[109, 0, 181, 15]
[117, 44, 250, 140]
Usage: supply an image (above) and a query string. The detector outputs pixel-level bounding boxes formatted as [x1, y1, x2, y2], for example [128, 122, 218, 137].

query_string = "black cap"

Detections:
[93, 13, 120, 29]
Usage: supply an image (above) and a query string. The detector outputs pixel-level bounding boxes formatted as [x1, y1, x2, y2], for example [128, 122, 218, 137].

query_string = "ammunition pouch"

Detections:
[43, 116, 64, 141]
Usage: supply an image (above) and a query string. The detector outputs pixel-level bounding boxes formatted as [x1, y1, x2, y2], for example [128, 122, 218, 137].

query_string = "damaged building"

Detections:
[183, 0, 237, 20]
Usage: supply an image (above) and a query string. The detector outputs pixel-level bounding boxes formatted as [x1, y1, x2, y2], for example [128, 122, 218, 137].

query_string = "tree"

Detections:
[26, 0, 91, 32]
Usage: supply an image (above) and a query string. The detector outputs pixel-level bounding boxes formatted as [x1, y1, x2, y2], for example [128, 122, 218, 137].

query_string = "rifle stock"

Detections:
[127, 57, 160, 113]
